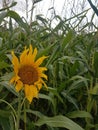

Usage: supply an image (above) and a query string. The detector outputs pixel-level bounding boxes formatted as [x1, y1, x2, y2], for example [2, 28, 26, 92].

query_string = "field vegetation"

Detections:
[0, 0, 98, 130]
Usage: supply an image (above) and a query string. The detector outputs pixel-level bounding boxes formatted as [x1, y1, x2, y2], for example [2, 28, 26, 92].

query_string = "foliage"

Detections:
[0, 1, 98, 130]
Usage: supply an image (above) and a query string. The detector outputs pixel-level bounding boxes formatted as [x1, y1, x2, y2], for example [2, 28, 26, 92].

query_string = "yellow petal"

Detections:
[32, 48, 37, 61]
[11, 51, 19, 74]
[26, 47, 38, 65]
[28, 48, 37, 62]
[15, 80, 23, 92]
[20, 48, 28, 64]
[31, 85, 39, 97]
[35, 56, 47, 66]
[41, 79, 48, 88]
[37, 83, 42, 90]
[29, 44, 33, 55]
[38, 67, 47, 72]
[34, 80, 42, 90]
[40, 73, 47, 80]
[10, 75, 20, 83]
[24, 84, 38, 103]
[26, 45, 33, 63]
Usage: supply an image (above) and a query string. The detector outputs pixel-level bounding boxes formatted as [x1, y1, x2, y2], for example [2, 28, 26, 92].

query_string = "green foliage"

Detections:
[0, 2, 98, 130]
[35, 115, 84, 130]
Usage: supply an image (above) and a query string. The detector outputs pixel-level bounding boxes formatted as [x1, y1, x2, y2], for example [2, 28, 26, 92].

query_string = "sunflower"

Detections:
[10, 45, 47, 103]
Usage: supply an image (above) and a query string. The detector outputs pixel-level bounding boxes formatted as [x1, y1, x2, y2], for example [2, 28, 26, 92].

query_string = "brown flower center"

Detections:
[18, 65, 38, 85]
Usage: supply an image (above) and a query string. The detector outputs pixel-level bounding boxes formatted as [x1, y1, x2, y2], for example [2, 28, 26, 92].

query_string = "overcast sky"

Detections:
[0, 0, 98, 28]
[12, 0, 67, 19]
[0, 0, 95, 19]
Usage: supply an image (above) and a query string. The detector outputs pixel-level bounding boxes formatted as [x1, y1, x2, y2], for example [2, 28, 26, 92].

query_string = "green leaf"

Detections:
[0, 11, 8, 24]
[0, 110, 11, 130]
[87, 0, 98, 16]
[39, 93, 54, 105]
[89, 83, 98, 95]
[94, 51, 98, 77]
[62, 30, 75, 49]
[37, 42, 57, 58]
[36, 15, 47, 25]
[46, 44, 60, 66]
[0, 72, 18, 96]
[48, 87, 64, 104]
[0, 80, 18, 96]
[26, 110, 44, 118]
[0, 10, 29, 33]
[66, 111, 92, 119]
[0, 61, 10, 69]
[0, 110, 11, 118]
[68, 75, 88, 92]
[62, 91, 79, 109]
[0, 37, 3, 47]
[34, 0, 43, 4]
[35, 115, 84, 130]
[0, 117, 10, 130]
[0, 2, 17, 11]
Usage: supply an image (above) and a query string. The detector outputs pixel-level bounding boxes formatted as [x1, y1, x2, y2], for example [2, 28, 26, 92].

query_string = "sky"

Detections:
[0, 0, 98, 28]
[0, 0, 95, 19]
[12, 0, 66, 20]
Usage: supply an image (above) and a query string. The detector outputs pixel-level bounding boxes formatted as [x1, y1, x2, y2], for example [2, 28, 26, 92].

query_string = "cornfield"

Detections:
[0, 0, 98, 130]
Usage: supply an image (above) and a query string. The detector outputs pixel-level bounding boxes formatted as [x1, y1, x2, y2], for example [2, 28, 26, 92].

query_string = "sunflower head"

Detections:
[10, 45, 48, 103]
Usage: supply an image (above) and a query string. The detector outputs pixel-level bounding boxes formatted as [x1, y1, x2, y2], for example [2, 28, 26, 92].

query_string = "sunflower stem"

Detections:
[16, 92, 22, 130]
[24, 99, 27, 130]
